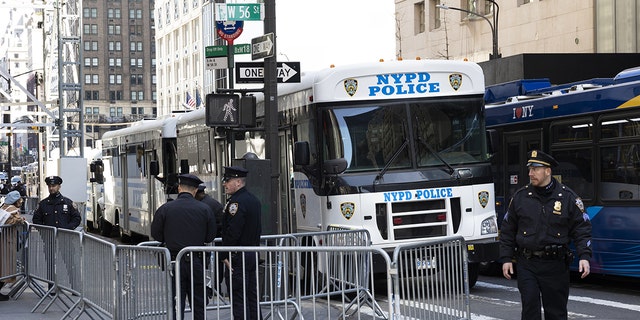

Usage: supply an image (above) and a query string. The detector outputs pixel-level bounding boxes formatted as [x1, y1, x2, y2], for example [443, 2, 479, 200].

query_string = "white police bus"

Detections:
[94, 60, 499, 285]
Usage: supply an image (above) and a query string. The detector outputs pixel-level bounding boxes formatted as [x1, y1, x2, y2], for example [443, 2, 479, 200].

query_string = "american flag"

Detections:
[195, 89, 202, 108]
[186, 92, 196, 109]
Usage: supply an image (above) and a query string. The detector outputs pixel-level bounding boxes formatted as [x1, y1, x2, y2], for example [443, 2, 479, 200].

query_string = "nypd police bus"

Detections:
[95, 59, 499, 285]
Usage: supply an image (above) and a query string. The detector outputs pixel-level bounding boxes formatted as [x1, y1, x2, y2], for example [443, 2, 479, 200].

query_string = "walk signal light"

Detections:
[206, 93, 239, 128]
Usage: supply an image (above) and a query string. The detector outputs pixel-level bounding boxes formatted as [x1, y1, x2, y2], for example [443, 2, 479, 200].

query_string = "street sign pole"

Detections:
[264, 0, 281, 234]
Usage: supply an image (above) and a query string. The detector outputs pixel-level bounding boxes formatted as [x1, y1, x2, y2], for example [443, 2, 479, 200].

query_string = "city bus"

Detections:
[485, 66, 640, 278]
[98, 116, 178, 240]
[95, 60, 500, 285]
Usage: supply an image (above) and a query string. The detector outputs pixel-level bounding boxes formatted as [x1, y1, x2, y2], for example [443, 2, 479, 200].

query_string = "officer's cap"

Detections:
[177, 174, 203, 187]
[527, 150, 559, 168]
[222, 166, 248, 182]
[197, 183, 206, 193]
[45, 175, 63, 185]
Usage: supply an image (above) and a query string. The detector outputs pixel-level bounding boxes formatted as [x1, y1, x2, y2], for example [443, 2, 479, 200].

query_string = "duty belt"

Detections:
[520, 245, 567, 260]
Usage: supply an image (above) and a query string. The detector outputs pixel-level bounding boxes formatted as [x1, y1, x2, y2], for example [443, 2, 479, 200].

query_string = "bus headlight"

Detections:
[481, 217, 498, 235]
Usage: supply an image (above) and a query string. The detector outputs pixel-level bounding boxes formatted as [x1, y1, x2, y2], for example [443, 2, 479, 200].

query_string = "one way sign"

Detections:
[235, 61, 301, 84]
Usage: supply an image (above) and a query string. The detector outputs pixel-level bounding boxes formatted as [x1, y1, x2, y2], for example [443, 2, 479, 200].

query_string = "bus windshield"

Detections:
[321, 97, 487, 173]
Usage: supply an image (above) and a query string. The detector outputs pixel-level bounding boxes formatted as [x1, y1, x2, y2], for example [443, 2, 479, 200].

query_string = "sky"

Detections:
[263, 0, 396, 72]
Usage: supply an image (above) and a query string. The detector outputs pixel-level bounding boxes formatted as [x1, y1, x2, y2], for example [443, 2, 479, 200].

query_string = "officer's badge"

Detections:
[344, 79, 358, 97]
[575, 198, 585, 213]
[340, 202, 355, 220]
[449, 73, 462, 91]
[228, 203, 238, 216]
[478, 191, 489, 208]
[553, 201, 562, 215]
[300, 194, 307, 219]
[531, 150, 538, 157]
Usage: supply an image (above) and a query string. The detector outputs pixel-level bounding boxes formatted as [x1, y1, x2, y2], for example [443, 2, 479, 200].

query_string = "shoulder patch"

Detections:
[228, 203, 238, 216]
[575, 198, 585, 213]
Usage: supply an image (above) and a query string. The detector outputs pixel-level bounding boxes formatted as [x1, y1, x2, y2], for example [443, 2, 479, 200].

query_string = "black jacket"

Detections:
[151, 192, 216, 255]
[499, 178, 592, 261]
[222, 187, 261, 253]
[32, 192, 81, 230]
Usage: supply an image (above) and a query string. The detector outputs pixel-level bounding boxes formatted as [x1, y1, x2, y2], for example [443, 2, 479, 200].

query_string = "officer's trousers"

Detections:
[172, 255, 206, 320]
[225, 251, 261, 320]
[516, 257, 570, 320]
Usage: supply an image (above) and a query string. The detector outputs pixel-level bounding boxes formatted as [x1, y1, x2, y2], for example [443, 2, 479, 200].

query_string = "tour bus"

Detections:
[485, 66, 640, 278]
[95, 59, 500, 284]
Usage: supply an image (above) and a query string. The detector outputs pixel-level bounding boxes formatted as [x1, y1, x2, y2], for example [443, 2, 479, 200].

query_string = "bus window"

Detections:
[600, 145, 640, 200]
[553, 149, 594, 200]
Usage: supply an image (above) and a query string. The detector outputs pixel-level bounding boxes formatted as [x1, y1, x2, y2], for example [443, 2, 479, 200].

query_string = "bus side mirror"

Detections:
[90, 160, 104, 184]
[150, 160, 159, 176]
[294, 141, 310, 166]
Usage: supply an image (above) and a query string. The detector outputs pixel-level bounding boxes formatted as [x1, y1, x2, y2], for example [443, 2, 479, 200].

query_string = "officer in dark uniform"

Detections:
[500, 150, 592, 320]
[195, 184, 224, 238]
[151, 174, 216, 320]
[32, 175, 82, 294]
[221, 166, 262, 320]
[32, 176, 81, 230]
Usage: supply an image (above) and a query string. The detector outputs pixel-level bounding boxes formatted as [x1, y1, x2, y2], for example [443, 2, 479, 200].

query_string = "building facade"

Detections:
[81, 0, 158, 147]
[395, 0, 640, 62]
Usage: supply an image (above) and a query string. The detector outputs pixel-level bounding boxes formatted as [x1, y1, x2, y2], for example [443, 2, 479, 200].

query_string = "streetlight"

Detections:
[437, 1, 500, 60]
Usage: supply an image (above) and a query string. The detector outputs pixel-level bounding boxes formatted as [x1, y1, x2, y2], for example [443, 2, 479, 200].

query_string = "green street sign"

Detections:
[215, 3, 264, 21]
[234, 44, 251, 55]
[205, 45, 227, 58]
[206, 44, 251, 58]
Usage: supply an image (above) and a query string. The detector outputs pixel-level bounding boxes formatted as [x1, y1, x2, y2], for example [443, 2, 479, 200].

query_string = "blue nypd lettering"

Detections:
[369, 72, 440, 97]
[294, 179, 312, 188]
[383, 187, 454, 202]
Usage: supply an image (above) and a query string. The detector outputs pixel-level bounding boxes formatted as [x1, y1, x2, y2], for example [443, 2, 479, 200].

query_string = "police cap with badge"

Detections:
[177, 174, 203, 187]
[527, 150, 559, 168]
[222, 166, 248, 182]
[45, 175, 63, 185]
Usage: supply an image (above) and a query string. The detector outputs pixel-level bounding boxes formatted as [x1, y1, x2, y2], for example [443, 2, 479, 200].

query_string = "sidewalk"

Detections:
[1, 285, 69, 319]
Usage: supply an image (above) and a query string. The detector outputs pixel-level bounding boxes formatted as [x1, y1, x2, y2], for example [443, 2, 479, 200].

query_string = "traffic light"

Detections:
[205, 93, 239, 127]
[240, 95, 256, 127]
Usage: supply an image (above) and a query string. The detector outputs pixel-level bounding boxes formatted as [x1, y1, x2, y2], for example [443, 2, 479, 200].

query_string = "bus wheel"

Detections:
[99, 217, 113, 237]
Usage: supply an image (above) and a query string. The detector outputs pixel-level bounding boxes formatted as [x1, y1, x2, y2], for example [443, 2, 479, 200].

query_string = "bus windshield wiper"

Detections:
[373, 139, 409, 186]
[415, 117, 455, 175]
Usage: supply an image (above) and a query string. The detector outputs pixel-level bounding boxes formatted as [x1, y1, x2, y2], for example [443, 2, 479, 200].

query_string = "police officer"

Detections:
[221, 166, 262, 320]
[500, 150, 592, 320]
[33, 176, 81, 230]
[151, 174, 216, 320]
[32, 175, 82, 294]
[195, 184, 224, 238]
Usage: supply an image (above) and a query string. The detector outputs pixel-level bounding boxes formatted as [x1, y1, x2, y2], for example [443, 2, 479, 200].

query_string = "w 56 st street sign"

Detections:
[215, 3, 264, 21]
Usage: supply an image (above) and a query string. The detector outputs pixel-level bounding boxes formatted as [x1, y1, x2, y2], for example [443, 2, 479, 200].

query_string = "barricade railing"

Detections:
[174, 245, 393, 320]
[392, 235, 471, 320]
[116, 244, 173, 320]
[0, 223, 27, 298]
[6, 223, 471, 320]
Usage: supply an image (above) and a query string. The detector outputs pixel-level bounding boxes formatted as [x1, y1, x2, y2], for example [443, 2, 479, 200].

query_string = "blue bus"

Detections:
[485, 66, 640, 278]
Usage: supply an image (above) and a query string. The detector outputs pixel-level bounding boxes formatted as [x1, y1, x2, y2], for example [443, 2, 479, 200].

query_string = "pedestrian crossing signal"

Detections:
[206, 93, 240, 127]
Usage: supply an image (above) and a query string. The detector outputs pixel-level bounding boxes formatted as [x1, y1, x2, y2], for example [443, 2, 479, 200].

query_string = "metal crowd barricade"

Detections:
[65, 233, 118, 319]
[289, 227, 387, 318]
[173, 245, 393, 320]
[0, 223, 27, 299]
[25, 223, 60, 313]
[391, 235, 471, 320]
[116, 244, 173, 320]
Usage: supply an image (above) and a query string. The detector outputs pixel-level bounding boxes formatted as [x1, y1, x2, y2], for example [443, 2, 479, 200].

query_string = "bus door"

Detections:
[146, 149, 157, 230]
[498, 130, 542, 223]
[119, 149, 130, 235]
[280, 129, 293, 235]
